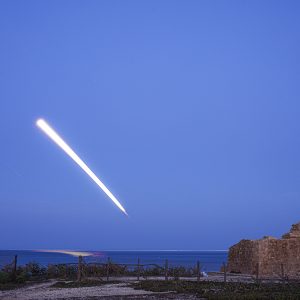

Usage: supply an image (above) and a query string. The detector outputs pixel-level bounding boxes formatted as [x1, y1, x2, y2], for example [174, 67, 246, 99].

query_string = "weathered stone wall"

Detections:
[259, 238, 300, 277]
[227, 239, 259, 275]
[227, 223, 300, 278]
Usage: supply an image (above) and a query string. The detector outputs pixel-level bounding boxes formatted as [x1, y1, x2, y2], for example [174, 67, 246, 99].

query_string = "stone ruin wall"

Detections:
[227, 223, 300, 278]
[259, 238, 300, 278]
[227, 239, 259, 275]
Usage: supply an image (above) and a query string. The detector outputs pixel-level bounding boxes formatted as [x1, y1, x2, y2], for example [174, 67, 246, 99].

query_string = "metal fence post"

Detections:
[106, 257, 110, 281]
[281, 263, 284, 281]
[223, 262, 227, 283]
[256, 263, 259, 281]
[165, 259, 168, 281]
[137, 258, 140, 281]
[12, 255, 17, 281]
[197, 261, 200, 282]
[77, 256, 82, 282]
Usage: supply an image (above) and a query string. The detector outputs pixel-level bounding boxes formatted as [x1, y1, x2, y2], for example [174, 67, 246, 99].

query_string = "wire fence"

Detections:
[1, 253, 297, 284]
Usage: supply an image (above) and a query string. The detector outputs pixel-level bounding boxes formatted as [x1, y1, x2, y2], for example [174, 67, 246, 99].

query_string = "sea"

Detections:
[0, 250, 228, 272]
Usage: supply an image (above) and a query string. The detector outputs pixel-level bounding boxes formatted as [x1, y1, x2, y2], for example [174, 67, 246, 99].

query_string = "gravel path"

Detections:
[0, 281, 155, 300]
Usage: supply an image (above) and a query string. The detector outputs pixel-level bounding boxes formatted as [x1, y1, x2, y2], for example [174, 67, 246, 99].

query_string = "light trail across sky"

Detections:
[36, 119, 128, 216]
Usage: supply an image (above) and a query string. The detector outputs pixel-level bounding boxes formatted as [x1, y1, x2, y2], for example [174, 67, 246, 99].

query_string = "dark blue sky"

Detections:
[1, 1, 300, 250]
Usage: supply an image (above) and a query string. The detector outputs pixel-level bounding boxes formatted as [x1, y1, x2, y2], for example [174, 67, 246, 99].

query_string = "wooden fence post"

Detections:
[77, 256, 82, 282]
[106, 257, 110, 281]
[223, 262, 227, 283]
[137, 258, 140, 281]
[197, 261, 200, 282]
[281, 263, 284, 281]
[165, 259, 168, 281]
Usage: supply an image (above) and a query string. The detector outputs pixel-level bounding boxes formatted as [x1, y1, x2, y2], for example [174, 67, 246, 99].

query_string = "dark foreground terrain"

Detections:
[1, 278, 300, 299]
[134, 280, 300, 299]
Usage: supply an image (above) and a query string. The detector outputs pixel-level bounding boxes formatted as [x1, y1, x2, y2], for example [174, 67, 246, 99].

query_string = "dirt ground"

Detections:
[0, 280, 200, 300]
[0, 273, 256, 300]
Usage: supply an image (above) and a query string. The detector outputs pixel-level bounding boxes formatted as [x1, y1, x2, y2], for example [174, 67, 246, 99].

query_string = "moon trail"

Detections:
[36, 118, 128, 216]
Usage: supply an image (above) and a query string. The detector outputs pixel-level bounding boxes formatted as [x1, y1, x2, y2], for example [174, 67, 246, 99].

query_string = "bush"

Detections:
[16, 271, 28, 283]
[0, 272, 10, 284]
[25, 262, 46, 277]
[143, 266, 164, 277]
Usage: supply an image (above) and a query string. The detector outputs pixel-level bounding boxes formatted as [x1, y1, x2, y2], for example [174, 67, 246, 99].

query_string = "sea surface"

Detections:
[0, 250, 228, 272]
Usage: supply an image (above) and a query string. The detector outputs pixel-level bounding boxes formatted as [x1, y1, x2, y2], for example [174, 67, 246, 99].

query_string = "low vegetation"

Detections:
[2, 261, 300, 299]
[133, 280, 300, 299]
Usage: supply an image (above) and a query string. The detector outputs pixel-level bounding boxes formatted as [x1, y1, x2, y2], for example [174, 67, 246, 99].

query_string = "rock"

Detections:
[282, 223, 300, 239]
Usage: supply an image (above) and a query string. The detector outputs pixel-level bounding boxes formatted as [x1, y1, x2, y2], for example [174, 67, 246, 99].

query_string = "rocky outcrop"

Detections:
[227, 222, 300, 278]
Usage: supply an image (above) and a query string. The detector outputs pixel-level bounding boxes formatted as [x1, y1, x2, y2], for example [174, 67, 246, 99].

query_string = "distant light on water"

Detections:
[36, 118, 128, 215]
[36, 250, 95, 257]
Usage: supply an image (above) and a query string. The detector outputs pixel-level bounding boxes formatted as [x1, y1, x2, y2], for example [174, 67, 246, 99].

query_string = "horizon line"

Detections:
[1, 249, 229, 252]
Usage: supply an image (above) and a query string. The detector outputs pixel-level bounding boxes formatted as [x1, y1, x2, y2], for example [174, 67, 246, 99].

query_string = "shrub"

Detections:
[16, 271, 28, 283]
[25, 262, 46, 277]
[0, 272, 10, 284]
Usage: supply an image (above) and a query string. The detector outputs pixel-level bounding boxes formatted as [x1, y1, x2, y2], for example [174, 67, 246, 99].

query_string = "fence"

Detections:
[1, 254, 295, 284]
[0, 254, 230, 283]
[74, 257, 211, 282]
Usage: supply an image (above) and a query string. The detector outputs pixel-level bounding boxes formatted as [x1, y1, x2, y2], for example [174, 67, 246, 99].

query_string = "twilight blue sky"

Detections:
[1, 1, 300, 250]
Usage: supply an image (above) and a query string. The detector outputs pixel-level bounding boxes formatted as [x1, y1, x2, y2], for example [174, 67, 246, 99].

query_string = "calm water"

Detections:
[0, 250, 228, 272]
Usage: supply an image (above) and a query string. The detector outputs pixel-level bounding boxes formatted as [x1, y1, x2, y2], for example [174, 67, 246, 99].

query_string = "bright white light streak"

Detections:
[36, 119, 128, 216]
